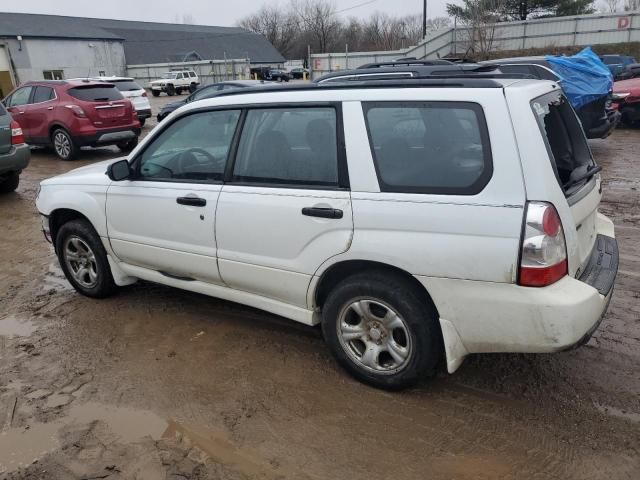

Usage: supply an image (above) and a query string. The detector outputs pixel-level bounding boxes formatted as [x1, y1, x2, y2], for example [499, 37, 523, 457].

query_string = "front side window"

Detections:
[232, 107, 339, 187]
[137, 109, 240, 183]
[176, 73, 184, 79]
[363, 102, 492, 194]
[532, 91, 595, 197]
[7, 87, 33, 107]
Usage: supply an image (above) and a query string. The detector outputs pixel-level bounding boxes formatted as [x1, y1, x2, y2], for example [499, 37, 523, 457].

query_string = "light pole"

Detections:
[422, 0, 428, 38]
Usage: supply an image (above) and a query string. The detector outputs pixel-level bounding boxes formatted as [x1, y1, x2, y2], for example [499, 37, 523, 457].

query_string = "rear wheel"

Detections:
[52, 128, 77, 161]
[322, 272, 442, 390]
[189, 83, 197, 93]
[117, 137, 138, 153]
[0, 172, 19, 193]
[55, 219, 117, 298]
[138, 118, 146, 127]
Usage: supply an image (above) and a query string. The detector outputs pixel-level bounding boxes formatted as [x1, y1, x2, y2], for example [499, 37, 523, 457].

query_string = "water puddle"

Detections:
[0, 316, 37, 338]
[41, 262, 73, 293]
[595, 403, 640, 423]
[0, 402, 167, 471]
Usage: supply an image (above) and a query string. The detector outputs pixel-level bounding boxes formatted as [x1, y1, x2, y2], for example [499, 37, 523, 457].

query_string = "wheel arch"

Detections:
[49, 208, 94, 250]
[49, 122, 70, 140]
[313, 259, 440, 318]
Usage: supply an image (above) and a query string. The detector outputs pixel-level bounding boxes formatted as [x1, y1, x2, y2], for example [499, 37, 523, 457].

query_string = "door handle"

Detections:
[177, 196, 206, 207]
[47, 106, 54, 110]
[302, 207, 343, 219]
[18, 111, 24, 114]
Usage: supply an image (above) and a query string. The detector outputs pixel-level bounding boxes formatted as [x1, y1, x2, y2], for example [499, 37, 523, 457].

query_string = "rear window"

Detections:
[602, 56, 621, 64]
[363, 101, 492, 194]
[532, 91, 596, 197]
[67, 85, 123, 102]
[111, 80, 143, 92]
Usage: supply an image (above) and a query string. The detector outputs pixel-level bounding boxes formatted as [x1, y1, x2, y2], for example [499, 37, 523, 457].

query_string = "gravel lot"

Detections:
[0, 93, 639, 479]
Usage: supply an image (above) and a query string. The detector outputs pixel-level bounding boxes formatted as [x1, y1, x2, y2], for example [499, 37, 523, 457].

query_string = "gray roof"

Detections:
[0, 12, 285, 64]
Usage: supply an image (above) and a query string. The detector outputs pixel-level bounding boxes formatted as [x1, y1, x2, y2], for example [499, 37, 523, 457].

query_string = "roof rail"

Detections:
[204, 77, 509, 101]
[357, 59, 454, 69]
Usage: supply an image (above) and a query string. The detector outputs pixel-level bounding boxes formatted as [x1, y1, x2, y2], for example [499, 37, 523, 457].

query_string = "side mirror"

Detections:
[107, 159, 132, 181]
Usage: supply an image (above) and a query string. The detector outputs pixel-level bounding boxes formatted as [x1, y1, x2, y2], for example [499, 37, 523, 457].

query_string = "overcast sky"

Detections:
[2, 0, 451, 26]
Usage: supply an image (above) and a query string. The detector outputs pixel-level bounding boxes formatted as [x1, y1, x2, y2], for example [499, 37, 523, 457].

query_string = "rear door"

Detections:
[216, 104, 353, 308]
[67, 84, 133, 128]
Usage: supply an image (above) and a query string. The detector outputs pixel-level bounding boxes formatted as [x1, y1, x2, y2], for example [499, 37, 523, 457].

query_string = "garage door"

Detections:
[0, 47, 15, 98]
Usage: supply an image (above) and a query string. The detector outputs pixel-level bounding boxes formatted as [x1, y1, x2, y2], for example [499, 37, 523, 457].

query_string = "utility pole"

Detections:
[422, 0, 427, 38]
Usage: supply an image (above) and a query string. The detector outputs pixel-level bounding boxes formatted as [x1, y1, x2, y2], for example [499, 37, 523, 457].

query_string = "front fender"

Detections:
[36, 185, 109, 237]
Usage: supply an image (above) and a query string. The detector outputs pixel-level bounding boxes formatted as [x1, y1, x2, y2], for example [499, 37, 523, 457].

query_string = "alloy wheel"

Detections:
[63, 236, 98, 288]
[54, 132, 71, 159]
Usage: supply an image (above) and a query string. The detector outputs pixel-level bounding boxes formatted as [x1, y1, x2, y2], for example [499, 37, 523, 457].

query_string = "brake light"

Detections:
[141, 91, 147, 97]
[10, 120, 24, 145]
[518, 202, 568, 287]
[64, 104, 86, 117]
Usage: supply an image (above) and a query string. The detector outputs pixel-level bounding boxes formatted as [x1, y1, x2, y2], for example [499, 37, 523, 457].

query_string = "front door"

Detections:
[106, 108, 242, 284]
[21, 85, 56, 143]
[216, 105, 353, 308]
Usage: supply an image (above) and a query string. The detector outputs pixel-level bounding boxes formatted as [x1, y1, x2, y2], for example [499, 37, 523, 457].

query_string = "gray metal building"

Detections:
[0, 12, 285, 96]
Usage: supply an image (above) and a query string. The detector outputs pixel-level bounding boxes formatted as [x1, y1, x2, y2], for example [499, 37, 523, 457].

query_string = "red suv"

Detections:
[3, 80, 140, 160]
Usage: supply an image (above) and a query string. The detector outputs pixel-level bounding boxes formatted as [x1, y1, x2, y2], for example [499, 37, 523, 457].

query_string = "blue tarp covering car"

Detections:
[546, 47, 614, 109]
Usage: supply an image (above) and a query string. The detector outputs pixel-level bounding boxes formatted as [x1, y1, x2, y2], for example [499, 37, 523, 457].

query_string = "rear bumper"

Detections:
[420, 215, 618, 373]
[72, 126, 141, 147]
[135, 108, 152, 119]
[0, 144, 30, 176]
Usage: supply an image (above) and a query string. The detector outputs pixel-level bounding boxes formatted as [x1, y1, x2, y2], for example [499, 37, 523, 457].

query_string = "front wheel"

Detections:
[166, 84, 175, 96]
[152, 90, 160, 97]
[0, 172, 19, 193]
[55, 219, 117, 298]
[322, 272, 442, 390]
[52, 128, 77, 160]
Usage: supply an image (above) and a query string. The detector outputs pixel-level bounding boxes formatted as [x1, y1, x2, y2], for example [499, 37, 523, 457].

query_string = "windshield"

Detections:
[161, 73, 177, 79]
[532, 90, 596, 197]
[112, 80, 143, 91]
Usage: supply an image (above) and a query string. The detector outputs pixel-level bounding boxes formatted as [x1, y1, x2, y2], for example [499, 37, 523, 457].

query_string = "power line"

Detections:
[336, 0, 379, 14]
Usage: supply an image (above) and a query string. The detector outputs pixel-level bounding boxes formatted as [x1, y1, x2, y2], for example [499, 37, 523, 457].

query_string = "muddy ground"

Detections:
[0, 94, 639, 479]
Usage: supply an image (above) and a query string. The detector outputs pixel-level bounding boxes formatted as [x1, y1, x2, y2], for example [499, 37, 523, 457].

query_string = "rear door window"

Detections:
[68, 85, 123, 102]
[532, 91, 596, 197]
[363, 101, 492, 194]
[32, 86, 55, 103]
[499, 64, 535, 77]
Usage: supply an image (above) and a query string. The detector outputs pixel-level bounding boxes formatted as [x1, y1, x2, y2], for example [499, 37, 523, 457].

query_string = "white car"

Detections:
[149, 70, 199, 97]
[36, 79, 618, 390]
[91, 77, 152, 126]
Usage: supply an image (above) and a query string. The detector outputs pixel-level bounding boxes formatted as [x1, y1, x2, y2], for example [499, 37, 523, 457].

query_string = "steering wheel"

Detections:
[176, 148, 218, 173]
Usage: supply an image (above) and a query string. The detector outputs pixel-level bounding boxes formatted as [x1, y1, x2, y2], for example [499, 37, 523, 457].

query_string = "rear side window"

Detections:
[111, 80, 142, 92]
[531, 65, 559, 81]
[232, 107, 339, 187]
[499, 64, 535, 77]
[67, 86, 123, 102]
[363, 102, 492, 194]
[532, 91, 596, 197]
[189, 72, 197, 78]
[33, 86, 54, 103]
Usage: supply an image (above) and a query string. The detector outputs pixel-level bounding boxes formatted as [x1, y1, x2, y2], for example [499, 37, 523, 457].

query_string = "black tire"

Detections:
[139, 117, 146, 127]
[152, 90, 160, 97]
[321, 271, 442, 390]
[55, 219, 117, 299]
[0, 172, 19, 193]
[166, 84, 175, 96]
[51, 128, 78, 161]
[189, 83, 197, 93]
[117, 137, 138, 153]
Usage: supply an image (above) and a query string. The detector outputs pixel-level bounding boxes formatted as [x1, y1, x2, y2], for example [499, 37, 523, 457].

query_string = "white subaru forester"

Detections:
[36, 78, 618, 390]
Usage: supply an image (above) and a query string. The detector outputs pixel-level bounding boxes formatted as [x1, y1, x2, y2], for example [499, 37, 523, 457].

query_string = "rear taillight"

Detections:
[141, 91, 147, 97]
[10, 120, 24, 145]
[518, 202, 568, 287]
[64, 104, 86, 117]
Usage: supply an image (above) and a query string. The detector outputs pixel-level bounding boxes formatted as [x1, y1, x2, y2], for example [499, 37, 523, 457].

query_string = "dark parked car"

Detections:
[289, 67, 309, 79]
[157, 80, 274, 121]
[266, 69, 290, 82]
[600, 54, 637, 79]
[482, 56, 619, 139]
[0, 102, 29, 193]
[2, 80, 140, 160]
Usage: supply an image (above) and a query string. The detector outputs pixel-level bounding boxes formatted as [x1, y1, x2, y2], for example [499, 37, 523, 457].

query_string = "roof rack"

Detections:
[357, 59, 454, 69]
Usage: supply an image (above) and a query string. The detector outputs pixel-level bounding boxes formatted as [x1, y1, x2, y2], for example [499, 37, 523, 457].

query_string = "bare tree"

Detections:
[238, 5, 299, 57]
[294, 0, 342, 53]
[624, 0, 640, 9]
[447, 0, 505, 59]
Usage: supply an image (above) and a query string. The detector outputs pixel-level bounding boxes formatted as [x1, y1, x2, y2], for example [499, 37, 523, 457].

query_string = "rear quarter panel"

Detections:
[317, 90, 526, 284]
